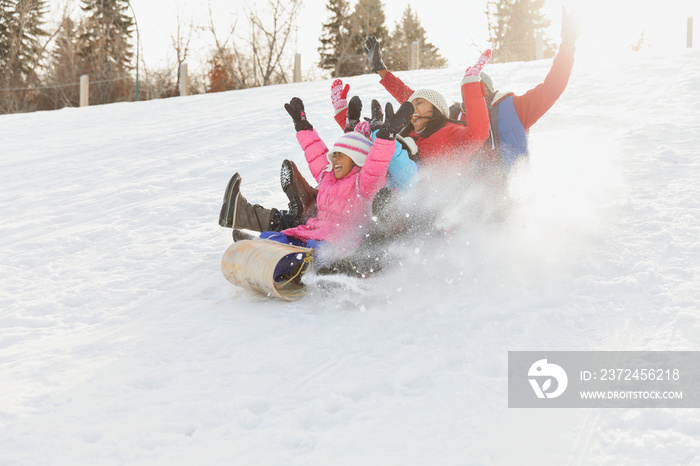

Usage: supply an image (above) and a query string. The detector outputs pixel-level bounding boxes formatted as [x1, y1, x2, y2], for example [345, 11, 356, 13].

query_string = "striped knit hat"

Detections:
[328, 132, 372, 167]
[408, 89, 449, 119]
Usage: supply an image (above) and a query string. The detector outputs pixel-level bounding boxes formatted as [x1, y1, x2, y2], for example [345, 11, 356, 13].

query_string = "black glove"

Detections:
[284, 97, 313, 132]
[344, 96, 362, 133]
[364, 99, 384, 132]
[375, 101, 414, 140]
[364, 36, 386, 73]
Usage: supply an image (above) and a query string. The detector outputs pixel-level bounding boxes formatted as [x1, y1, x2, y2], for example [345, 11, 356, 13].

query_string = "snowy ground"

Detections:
[2, 47, 700, 465]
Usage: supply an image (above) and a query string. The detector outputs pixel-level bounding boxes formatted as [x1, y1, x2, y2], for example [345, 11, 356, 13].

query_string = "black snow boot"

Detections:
[232, 229, 258, 242]
[233, 194, 276, 232]
[317, 256, 382, 278]
[219, 174, 276, 232]
[219, 173, 241, 227]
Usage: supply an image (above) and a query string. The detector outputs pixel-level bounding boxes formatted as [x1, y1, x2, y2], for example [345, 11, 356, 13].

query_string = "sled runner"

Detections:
[221, 239, 314, 301]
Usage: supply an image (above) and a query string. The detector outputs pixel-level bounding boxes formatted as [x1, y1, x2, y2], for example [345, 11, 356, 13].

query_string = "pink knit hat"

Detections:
[328, 132, 372, 167]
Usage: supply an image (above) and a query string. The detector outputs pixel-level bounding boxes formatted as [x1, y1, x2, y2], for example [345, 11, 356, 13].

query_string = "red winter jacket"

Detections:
[509, 43, 576, 130]
[378, 73, 489, 167]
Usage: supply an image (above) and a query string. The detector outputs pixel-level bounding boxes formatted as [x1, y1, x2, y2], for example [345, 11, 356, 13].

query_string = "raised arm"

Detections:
[330, 79, 349, 129]
[512, 6, 580, 130]
[364, 36, 414, 104]
[285, 97, 330, 181]
[331, 81, 364, 134]
[358, 102, 414, 198]
[455, 50, 492, 148]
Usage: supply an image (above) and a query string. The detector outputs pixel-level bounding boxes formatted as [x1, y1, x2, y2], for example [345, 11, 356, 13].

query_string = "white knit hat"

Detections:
[408, 89, 449, 118]
[328, 132, 372, 167]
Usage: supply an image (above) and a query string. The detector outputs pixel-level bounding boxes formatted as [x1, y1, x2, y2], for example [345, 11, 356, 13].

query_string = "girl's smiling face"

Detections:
[410, 97, 434, 132]
[330, 151, 356, 179]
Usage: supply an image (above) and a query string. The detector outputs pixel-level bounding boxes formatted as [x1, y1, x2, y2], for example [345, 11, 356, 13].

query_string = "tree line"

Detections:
[1, 0, 136, 113]
[317, 0, 447, 78]
[0, 0, 553, 115]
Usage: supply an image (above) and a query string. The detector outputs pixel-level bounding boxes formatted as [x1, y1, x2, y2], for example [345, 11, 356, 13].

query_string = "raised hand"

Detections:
[364, 36, 387, 73]
[365, 98, 384, 132]
[284, 97, 312, 132]
[331, 79, 350, 115]
[561, 6, 581, 46]
[464, 49, 492, 78]
[345, 95, 363, 133]
[376, 101, 414, 140]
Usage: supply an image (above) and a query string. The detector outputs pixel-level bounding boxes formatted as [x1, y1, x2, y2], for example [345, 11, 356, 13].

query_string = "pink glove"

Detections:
[464, 49, 492, 77]
[331, 79, 350, 115]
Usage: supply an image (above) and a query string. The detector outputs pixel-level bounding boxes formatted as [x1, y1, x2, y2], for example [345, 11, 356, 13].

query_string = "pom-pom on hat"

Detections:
[328, 132, 372, 167]
[408, 89, 449, 119]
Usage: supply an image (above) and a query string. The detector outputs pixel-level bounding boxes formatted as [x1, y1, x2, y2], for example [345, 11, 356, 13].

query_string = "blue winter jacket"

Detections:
[490, 93, 529, 173]
[371, 131, 418, 189]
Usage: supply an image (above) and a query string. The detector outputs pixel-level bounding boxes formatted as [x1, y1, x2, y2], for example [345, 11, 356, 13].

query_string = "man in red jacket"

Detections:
[452, 7, 581, 174]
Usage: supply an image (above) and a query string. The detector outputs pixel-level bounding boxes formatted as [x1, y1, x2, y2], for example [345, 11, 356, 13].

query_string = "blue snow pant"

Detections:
[259, 232, 328, 279]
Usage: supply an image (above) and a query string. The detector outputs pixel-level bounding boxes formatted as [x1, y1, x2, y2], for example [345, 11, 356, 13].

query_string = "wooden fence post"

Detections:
[179, 63, 189, 96]
[409, 41, 420, 70]
[80, 75, 89, 107]
[294, 53, 302, 83]
[688, 17, 694, 48]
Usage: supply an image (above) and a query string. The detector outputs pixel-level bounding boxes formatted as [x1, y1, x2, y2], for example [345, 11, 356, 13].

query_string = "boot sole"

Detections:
[280, 160, 296, 197]
[232, 229, 258, 242]
[219, 173, 241, 227]
[281, 160, 301, 218]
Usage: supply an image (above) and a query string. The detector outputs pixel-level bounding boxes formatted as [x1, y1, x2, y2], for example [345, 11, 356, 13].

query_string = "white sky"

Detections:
[50, 0, 700, 77]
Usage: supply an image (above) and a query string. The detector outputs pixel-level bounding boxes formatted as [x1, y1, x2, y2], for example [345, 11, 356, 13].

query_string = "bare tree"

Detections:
[170, 1, 194, 92]
[138, 62, 178, 99]
[202, 0, 301, 91]
[245, 0, 301, 86]
[203, 1, 240, 90]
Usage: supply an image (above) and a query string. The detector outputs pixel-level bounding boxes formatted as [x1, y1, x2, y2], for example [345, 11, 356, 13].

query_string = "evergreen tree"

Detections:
[344, 0, 388, 76]
[317, 0, 392, 77]
[317, 0, 351, 77]
[385, 5, 446, 71]
[0, 0, 49, 113]
[486, 0, 553, 63]
[79, 0, 134, 104]
[0, 1, 11, 69]
[45, 15, 85, 108]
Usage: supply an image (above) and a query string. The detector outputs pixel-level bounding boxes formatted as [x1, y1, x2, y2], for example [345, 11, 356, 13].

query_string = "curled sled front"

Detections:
[221, 239, 314, 301]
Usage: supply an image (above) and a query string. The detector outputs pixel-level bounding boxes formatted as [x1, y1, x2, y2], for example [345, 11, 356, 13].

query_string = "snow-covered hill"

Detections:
[2, 48, 700, 464]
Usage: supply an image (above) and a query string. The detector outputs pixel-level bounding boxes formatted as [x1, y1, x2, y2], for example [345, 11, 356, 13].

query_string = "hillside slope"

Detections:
[1, 49, 700, 464]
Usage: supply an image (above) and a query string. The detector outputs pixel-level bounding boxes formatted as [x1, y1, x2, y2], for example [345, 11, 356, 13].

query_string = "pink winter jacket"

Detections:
[282, 129, 395, 251]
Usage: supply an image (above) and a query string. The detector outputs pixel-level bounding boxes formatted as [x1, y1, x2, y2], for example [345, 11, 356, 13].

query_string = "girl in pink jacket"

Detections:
[259, 97, 414, 266]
